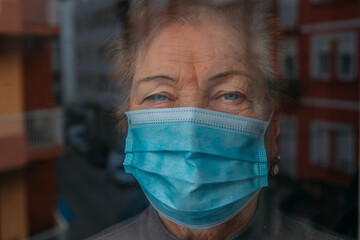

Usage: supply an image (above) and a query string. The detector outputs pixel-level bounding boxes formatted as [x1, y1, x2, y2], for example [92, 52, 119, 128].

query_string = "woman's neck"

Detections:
[159, 195, 259, 240]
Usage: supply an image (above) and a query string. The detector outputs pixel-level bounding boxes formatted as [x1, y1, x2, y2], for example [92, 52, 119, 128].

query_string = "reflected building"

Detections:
[61, 0, 129, 108]
[275, 0, 359, 186]
[0, 0, 64, 239]
[276, 0, 300, 179]
[59, 0, 129, 164]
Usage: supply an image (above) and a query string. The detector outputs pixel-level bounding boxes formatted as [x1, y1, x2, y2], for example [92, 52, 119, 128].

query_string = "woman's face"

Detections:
[129, 21, 261, 119]
[129, 19, 280, 179]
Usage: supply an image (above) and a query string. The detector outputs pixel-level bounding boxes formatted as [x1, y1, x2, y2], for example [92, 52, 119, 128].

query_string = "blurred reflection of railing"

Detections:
[26, 108, 64, 153]
[22, 0, 58, 26]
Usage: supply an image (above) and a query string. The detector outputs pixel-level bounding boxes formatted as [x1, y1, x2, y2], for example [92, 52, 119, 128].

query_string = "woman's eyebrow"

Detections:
[208, 70, 250, 82]
[135, 75, 175, 85]
[134, 71, 249, 86]
[136, 75, 175, 83]
[134, 75, 175, 88]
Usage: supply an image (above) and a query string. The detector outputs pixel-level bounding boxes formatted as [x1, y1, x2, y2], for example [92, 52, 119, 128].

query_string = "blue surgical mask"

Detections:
[124, 107, 270, 229]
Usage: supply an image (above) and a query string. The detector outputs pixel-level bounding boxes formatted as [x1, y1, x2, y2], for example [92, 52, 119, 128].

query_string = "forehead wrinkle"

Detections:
[138, 24, 244, 69]
[135, 21, 253, 93]
[156, 47, 243, 67]
[152, 21, 242, 53]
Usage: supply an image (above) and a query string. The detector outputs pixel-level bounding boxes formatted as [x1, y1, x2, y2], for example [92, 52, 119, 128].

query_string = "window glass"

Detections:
[311, 35, 331, 80]
[319, 52, 330, 76]
[311, 122, 330, 167]
[336, 33, 357, 81]
[280, 38, 298, 80]
[12, 0, 356, 239]
[279, 117, 297, 178]
[336, 127, 356, 174]
[278, 0, 298, 28]
[339, 54, 351, 76]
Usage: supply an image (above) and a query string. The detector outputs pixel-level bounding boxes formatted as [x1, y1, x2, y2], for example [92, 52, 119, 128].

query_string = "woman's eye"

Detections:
[223, 93, 241, 100]
[149, 94, 169, 101]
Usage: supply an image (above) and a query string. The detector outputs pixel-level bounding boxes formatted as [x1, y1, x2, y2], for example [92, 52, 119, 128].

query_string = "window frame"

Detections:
[310, 32, 358, 82]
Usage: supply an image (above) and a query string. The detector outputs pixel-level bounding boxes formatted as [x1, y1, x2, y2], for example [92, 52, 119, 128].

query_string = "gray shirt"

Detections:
[89, 191, 353, 240]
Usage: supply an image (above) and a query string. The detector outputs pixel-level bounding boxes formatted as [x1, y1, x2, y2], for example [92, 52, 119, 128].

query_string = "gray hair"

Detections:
[110, 0, 298, 131]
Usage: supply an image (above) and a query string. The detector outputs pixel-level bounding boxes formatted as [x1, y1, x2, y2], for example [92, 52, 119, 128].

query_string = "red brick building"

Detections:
[0, 0, 63, 239]
[274, 0, 359, 186]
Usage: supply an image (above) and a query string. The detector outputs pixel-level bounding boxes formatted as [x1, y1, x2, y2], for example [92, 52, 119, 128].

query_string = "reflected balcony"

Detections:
[0, 108, 64, 171]
[0, 0, 59, 37]
[25, 107, 64, 161]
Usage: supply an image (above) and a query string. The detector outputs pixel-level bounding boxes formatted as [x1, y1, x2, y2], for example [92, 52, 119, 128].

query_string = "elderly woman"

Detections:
[92, 0, 349, 239]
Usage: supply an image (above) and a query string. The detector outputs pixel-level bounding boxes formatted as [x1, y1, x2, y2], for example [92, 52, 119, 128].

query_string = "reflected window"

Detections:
[279, 117, 297, 178]
[336, 127, 356, 174]
[319, 52, 330, 76]
[311, 35, 331, 80]
[280, 38, 298, 80]
[278, 0, 298, 28]
[311, 121, 356, 174]
[339, 54, 351, 76]
[337, 33, 357, 81]
[311, 32, 357, 81]
[311, 122, 330, 167]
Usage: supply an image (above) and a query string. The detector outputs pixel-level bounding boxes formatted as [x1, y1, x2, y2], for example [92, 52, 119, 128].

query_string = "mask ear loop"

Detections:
[267, 111, 274, 123]
[267, 110, 280, 176]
